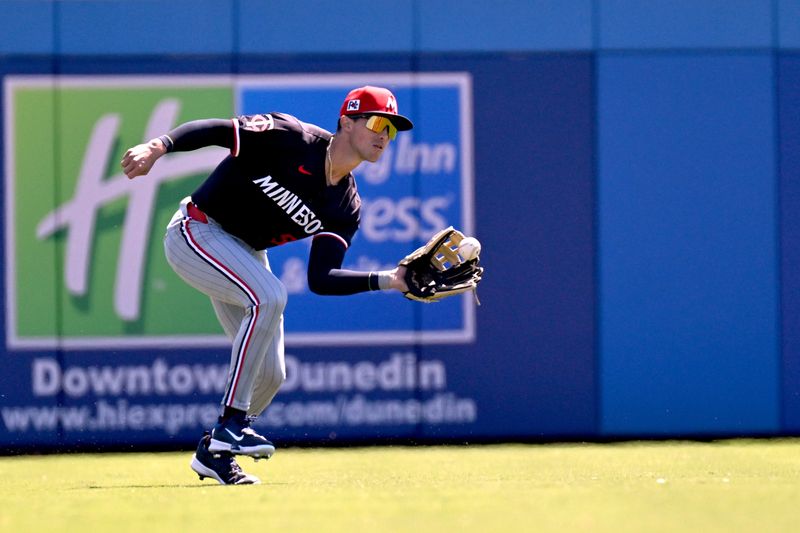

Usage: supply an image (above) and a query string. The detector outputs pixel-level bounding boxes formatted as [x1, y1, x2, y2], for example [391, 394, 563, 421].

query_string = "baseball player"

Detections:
[121, 86, 414, 485]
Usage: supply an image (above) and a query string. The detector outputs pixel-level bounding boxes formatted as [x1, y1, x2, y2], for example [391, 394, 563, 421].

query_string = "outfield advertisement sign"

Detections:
[2, 350, 477, 442]
[1, 73, 479, 447]
[4, 74, 474, 350]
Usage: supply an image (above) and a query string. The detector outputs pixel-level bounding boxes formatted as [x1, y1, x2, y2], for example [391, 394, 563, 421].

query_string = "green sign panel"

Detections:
[5, 78, 233, 348]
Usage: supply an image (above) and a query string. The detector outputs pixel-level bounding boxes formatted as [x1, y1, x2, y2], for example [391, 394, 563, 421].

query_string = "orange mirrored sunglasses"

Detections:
[361, 115, 398, 140]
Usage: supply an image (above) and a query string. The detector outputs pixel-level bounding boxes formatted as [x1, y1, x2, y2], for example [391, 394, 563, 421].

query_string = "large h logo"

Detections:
[35, 100, 223, 321]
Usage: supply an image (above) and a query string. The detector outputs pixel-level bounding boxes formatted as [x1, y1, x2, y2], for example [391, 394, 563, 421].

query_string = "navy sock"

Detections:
[221, 407, 247, 424]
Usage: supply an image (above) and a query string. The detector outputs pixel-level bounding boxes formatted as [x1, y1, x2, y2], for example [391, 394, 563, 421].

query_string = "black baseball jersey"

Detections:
[190, 113, 361, 251]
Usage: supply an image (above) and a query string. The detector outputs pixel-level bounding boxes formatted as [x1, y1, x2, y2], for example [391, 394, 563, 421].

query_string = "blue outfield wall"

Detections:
[1, 1, 800, 450]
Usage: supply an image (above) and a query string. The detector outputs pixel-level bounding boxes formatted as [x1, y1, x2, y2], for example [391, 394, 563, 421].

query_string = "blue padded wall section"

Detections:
[57, 0, 234, 55]
[416, 0, 592, 51]
[0, 1, 55, 54]
[598, 53, 780, 436]
[597, 0, 773, 49]
[779, 0, 800, 49]
[780, 53, 800, 430]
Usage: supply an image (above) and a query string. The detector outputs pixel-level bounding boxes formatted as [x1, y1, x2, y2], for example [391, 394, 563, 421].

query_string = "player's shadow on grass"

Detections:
[82, 482, 288, 489]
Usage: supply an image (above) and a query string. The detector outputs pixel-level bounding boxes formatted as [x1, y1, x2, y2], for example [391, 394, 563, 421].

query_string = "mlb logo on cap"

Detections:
[346, 99, 361, 111]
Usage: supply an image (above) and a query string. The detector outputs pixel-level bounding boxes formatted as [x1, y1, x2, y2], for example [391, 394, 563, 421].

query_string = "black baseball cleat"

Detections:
[191, 432, 261, 485]
[209, 417, 275, 459]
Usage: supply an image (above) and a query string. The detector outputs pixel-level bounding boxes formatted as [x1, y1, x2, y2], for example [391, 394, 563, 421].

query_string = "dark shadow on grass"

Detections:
[82, 484, 209, 489]
[80, 482, 289, 489]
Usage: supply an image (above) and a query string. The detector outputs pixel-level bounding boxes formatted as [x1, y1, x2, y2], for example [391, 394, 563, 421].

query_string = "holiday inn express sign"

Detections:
[3, 74, 475, 350]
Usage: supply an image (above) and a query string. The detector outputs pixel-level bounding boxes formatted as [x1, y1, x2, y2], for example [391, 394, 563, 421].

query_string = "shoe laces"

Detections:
[241, 427, 261, 437]
[242, 417, 262, 435]
[228, 457, 244, 474]
[226, 457, 250, 483]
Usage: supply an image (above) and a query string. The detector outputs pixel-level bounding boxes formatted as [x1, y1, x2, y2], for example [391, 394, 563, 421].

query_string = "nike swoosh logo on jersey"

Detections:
[298, 165, 312, 175]
[225, 428, 245, 441]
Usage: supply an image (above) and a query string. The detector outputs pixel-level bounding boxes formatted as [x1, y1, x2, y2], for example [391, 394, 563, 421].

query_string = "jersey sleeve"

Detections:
[314, 172, 362, 248]
[164, 118, 235, 152]
[232, 113, 290, 158]
[315, 218, 359, 249]
[307, 234, 379, 295]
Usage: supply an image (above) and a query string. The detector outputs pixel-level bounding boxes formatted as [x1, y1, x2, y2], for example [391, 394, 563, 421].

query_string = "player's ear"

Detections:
[339, 115, 355, 132]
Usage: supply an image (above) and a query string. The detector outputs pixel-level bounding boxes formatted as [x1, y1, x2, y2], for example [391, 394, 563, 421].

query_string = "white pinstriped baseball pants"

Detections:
[164, 198, 287, 417]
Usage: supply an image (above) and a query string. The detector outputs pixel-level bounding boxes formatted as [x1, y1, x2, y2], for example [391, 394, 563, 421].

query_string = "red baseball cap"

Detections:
[339, 86, 414, 131]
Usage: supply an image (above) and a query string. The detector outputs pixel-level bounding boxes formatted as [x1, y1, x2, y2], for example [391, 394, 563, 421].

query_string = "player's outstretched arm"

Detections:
[121, 118, 235, 179]
[307, 235, 409, 295]
[121, 138, 168, 179]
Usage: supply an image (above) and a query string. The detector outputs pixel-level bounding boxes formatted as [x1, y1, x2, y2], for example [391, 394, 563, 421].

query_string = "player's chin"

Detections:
[366, 146, 385, 162]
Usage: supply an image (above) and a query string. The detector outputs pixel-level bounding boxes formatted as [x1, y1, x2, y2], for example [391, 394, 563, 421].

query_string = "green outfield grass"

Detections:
[1, 439, 799, 532]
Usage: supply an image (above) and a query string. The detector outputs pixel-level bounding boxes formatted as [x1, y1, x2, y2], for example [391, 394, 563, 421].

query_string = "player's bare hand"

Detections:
[121, 138, 167, 179]
[389, 266, 409, 292]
